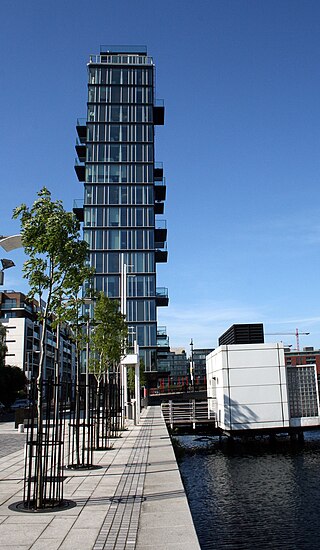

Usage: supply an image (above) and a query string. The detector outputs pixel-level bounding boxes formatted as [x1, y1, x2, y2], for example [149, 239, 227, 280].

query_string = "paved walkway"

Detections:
[0, 407, 200, 549]
[0, 433, 26, 458]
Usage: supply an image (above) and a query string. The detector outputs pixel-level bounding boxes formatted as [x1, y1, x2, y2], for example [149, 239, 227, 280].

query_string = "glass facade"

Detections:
[287, 366, 320, 418]
[76, 47, 167, 371]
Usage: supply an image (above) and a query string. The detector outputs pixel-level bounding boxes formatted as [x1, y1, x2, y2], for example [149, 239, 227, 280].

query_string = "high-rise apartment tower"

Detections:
[74, 46, 168, 372]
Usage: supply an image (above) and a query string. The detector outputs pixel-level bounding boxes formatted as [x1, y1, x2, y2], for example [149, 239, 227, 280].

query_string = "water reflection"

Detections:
[177, 432, 320, 549]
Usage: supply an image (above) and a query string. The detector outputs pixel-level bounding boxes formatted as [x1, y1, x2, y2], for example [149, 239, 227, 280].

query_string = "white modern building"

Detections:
[0, 290, 75, 382]
[206, 343, 320, 433]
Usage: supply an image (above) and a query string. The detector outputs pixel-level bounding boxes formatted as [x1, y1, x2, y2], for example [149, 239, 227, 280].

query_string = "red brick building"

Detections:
[284, 347, 320, 374]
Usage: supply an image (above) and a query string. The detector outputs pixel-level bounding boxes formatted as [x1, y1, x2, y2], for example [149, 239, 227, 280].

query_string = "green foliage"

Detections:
[0, 365, 27, 408]
[89, 293, 128, 381]
[13, 187, 93, 383]
[13, 187, 92, 320]
[0, 323, 7, 369]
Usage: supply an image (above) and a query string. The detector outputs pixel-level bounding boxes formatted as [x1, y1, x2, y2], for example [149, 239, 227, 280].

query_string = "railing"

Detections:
[88, 54, 153, 66]
[156, 287, 168, 299]
[155, 242, 168, 252]
[161, 400, 216, 429]
[150, 386, 185, 395]
[73, 199, 83, 209]
[157, 339, 169, 348]
[154, 177, 166, 186]
[155, 220, 167, 230]
[74, 157, 84, 166]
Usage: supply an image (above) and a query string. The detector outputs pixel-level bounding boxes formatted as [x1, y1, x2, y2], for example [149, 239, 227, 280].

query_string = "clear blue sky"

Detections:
[1, 0, 320, 351]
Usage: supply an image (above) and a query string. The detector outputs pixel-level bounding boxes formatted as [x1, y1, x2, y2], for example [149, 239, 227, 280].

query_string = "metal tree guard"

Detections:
[22, 378, 67, 510]
[67, 379, 95, 469]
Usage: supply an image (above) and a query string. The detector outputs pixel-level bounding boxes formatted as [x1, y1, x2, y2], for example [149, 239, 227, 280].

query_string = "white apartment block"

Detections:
[206, 343, 320, 433]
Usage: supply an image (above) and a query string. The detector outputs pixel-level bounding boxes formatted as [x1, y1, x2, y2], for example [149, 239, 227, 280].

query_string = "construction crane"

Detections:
[265, 328, 310, 351]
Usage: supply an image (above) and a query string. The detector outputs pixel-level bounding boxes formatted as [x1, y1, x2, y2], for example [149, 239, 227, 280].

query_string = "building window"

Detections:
[2, 299, 17, 308]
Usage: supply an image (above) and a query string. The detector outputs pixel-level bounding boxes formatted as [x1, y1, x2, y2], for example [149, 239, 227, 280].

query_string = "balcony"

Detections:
[155, 220, 167, 247]
[156, 287, 169, 307]
[154, 202, 164, 215]
[73, 199, 84, 222]
[76, 118, 87, 143]
[157, 326, 170, 349]
[75, 139, 86, 162]
[154, 161, 163, 181]
[155, 249, 168, 263]
[154, 100, 165, 125]
[74, 158, 85, 182]
[154, 178, 166, 202]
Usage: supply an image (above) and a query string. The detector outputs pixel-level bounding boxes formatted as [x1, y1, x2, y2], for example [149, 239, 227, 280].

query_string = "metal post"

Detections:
[86, 316, 90, 425]
[26, 351, 32, 401]
[134, 341, 140, 424]
[55, 324, 60, 382]
[54, 323, 60, 421]
[192, 399, 196, 430]
[190, 338, 194, 390]
[169, 400, 173, 430]
[120, 254, 127, 424]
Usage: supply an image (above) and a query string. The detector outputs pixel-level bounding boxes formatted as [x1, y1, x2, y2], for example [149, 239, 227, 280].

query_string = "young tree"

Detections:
[89, 292, 127, 447]
[13, 187, 92, 508]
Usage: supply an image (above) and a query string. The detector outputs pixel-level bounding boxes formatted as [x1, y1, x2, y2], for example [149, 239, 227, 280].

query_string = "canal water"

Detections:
[177, 431, 320, 550]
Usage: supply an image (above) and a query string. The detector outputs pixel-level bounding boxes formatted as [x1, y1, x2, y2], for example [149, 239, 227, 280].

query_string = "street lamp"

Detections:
[0, 259, 15, 285]
[0, 234, 22, 284]
[120, 254, 141, 424]
[120, 254, 138, 421]
[0, 234, 22, 285]
[0, 234, 22, 252]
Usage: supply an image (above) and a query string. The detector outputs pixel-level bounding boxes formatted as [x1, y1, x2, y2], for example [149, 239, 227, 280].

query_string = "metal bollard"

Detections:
[18, 423, 24, 433]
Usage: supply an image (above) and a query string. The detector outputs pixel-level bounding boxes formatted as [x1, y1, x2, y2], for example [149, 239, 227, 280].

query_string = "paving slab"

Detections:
[0, 407, 200, 549]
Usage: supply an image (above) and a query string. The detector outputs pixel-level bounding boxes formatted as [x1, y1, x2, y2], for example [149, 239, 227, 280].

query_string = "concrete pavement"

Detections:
[0, 407, 200, 549]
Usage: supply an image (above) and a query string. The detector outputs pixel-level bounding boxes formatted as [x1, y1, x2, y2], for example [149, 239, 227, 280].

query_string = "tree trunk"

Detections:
[35, 308, 48, 508]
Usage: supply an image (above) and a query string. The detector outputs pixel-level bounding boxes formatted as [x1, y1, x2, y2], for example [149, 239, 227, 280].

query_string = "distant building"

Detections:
[170, 348, 188, 378]
[284, 347, 320, 375]
[192, 348, 214, 378]
[0, 290, 75, 382]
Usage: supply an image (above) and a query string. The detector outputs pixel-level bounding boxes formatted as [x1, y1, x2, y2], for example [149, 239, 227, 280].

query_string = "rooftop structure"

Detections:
[218, 323, 265, 346]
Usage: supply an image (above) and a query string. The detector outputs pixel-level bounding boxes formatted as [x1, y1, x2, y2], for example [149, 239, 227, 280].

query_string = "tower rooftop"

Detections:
[100, 45, 147, 55]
